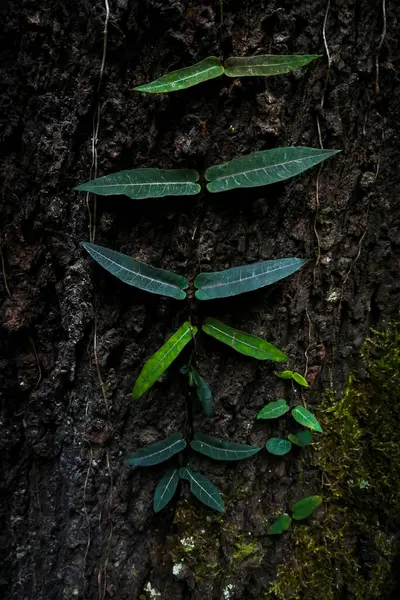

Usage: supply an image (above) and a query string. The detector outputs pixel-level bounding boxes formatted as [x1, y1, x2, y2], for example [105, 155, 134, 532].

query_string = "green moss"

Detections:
[231, 541, 263, 563]
[264, 326, 400, 600]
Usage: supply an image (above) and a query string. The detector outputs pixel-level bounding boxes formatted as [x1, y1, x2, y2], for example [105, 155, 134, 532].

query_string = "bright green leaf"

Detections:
[275, 370, 294, 380]
[126, 432, 186, 467]
[291, 406, 323, 433]
[132, 322, 197, 399]
[153, 468, 180, 512]
[134, 57, 224, 93]
[191, 432, 261, 461]
[202, 318, 288, 361]
[292, 372, 309, 387]
[179, 467, 225, 513]
[267, 514, 292, 535]
[205, 147, 341, 193]
[195, 259, 308, 300]
[75, 168, 201, 199]
[291, 495, 322, 520]
[224, 54, 320, 77]
[266, 438, 292, 456]
[257, 399, 289, 420]
[288, 431, 313, 447]
[191, 368, 213, 417]
[82, 243, 188, 300]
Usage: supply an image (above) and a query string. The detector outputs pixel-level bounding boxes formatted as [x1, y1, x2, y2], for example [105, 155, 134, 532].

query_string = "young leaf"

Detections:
[132, 322, 198, 399]
[82, 242, 189, 300]
[266, 438, 292, 456]
[191, 368, 213, 417]
[291, 495, 322, 520]
[224, 54, 320, 77]
[275, 370, 293, 380]
[267, 514, 292, 535]
[257, 399, 289, 420]
[75, 168, 201, 199]
[134, 57, 224, 93]
[179, 467, 225, 513]
[191, 432, 261, 461]
[202, 318, 288, 361]
[153, 468, 180, 513]
[291, 406, 323, 433]
[206, 147, 341, 193]
[195, 258, 308, 300]
[126, 432, 186, 467]
[288, 431, 313, 447]
[292, 372, 309, 387]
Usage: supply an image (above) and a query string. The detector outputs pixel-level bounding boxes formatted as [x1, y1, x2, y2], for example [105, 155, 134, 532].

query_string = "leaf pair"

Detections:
[153, 467, 225, 513]
[276, 369, 308, 387]
[265, 431, 313, 456]
[75, 147, 340, 198]
[267, 496, 322, 534]
[183, 365, 213, 417]
[134, 55, 321, 94]
[257, 401, 323, 433]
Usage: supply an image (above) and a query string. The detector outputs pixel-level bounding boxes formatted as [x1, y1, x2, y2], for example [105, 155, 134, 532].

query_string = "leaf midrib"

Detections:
[195, 439, 254, 457]
[184, 469, 222, 508]
[135, 438, 183, 463]
[144, 64, 220, 90]
[140, 326, 193, 385]
[158, 470, 177, 503]
[199, 260, 299, 290]
[206, 323, 260, 352]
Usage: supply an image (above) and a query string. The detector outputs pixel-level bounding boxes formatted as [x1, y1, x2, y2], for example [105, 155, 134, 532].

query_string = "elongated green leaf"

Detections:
[179, 467, 224, 513]
[126, 432, 186, 467]
[288, 431, 313, 447]
[75, 168, 201, 199]
[291, 406, 323, 433]
[257, 399, 289, 420]
[202, 318, 288, 361]
[134, 57, 224, 93]
[267, 514, 292, 535]
[153, 468, 180, 512]
[275, 370, 293, 380]
[195, 259, 308, 300]
[206, 147, 340, 193]
[266, 438, 292, 456]
[224, 54, 320, 77]
[132, 322, 198, 399]
[191, 432, 261, 461]
[292, 372, 309, 387]
[82, 242, 188, 300]
[191, 368, 213, 417]
[291, 495, 322, 520]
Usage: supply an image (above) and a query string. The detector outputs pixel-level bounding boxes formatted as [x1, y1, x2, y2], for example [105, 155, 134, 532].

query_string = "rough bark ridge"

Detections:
[0, 1, 399, 599]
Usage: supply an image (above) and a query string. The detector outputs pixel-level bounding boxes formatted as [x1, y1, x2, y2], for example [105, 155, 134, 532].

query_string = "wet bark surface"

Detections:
[0, 1, 399, 599]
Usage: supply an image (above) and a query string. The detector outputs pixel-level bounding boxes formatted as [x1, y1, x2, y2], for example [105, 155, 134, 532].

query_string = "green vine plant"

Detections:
[267, 495, 323, 535]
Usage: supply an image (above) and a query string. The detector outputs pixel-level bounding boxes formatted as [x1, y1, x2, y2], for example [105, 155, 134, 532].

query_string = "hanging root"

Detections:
[0, 243, 11, 297]
[375, 0, 387, 95]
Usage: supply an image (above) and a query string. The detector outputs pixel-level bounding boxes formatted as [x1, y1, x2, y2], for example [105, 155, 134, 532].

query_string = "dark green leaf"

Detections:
[291, 495, 322, 520]
[132, 322, 198, 399]
[275, 370, 294, 380]
[224, 54, 320, 77]
[257, 399, 289, 420]
[292, 372, 309, 387]
[153, 468, 180, 512]
[82, 242, 189, 300]
[126, 432, 186, 467]
[202, 318, 288, 361]
[179, 467, 225, 513]
[267, 514, 292, 535]
[206, 147, 341, 193]
[195, 259, 308, 300]
[190, 432, 261, 461]
[266, 438, 292, 456]
[75, 168, 201, 199]
[134, 57, 224, 93]
[291, 406, 323, 433]
[288, 431, 313, 447]
[191, 368, 213, 417]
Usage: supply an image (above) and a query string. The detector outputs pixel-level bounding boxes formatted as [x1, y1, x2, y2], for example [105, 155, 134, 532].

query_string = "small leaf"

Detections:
[275, 370, 294, 380]
[75, 168, 201, 199]
[126, 432, 186, 467]
[267, 514, 292, 535]
[266, 438, 292, 456]
[224, 54, 320, 77]
[206, 147, 341, 193]
[195, 259, 308, 300]
[82, 242, 188, 300]
[191, 432, 261, 461]
[179, 467, 225, 513]
[288, 431, 313, 447]
[257, 399, 289, 420]
[292, 372, 309, 387]
[291, 495, 322, 520]
[153, 468, 180, 512]
[191, 368, 213, 417]
[134, 57, 224, 93]
[132, 322, 197, 399]
[291, 406, 323, 433]
[202, 318, 288, 361]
